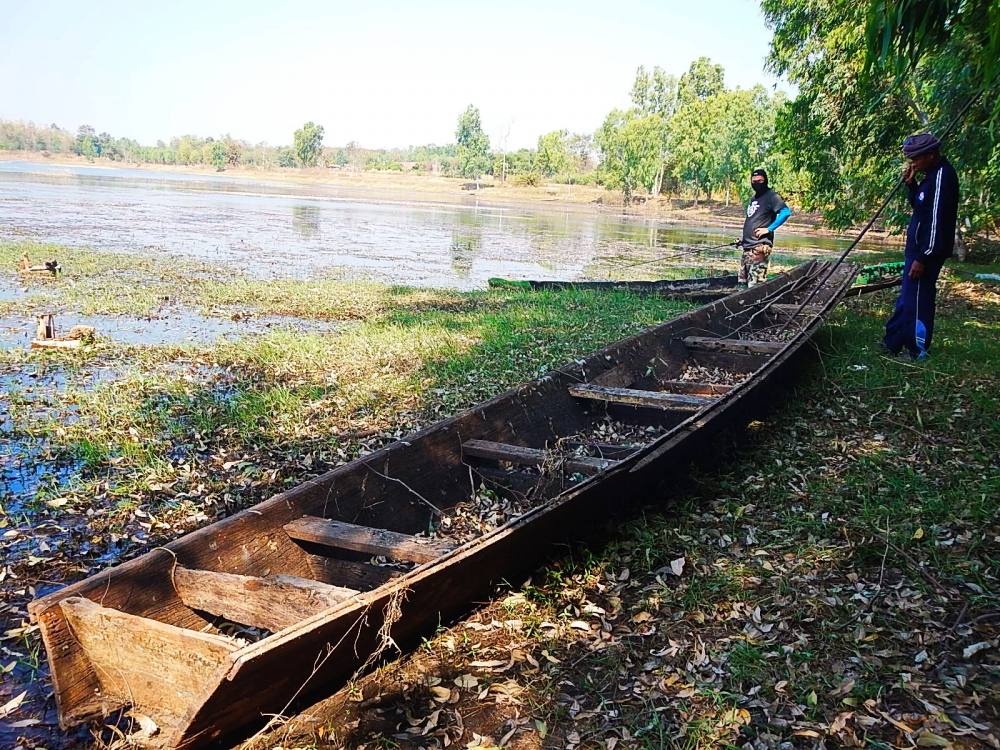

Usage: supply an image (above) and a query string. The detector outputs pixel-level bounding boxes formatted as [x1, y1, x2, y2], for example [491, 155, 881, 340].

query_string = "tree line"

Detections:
[0, 119, 458, 173]
[0, 56, 789, 207]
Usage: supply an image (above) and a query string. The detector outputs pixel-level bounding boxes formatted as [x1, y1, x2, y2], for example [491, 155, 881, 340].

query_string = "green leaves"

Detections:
[763, 0, 1000, 237]
[595, 109, 665, 204]
[293, 121, 325, 168]
[456, 105, 491, 181]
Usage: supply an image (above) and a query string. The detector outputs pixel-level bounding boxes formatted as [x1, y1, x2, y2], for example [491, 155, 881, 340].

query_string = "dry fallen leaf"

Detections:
[0, 690, 27, 719]
[430, 686, 452, 702]
[125, 710, 160, 741]
[670, 557, 686, 576]
[454, 674, 479, 689]
[915, 729, 953, 748]
[962, 641, 993, 659]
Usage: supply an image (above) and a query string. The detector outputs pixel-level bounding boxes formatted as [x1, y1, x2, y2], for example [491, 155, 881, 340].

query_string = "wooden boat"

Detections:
[488, 274, 740, 302]
[847, 276, 902, 296]
[846, 261, 903, 297]
[30, 260, 856, 749]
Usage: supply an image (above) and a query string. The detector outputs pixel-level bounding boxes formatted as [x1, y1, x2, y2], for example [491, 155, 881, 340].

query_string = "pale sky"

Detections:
[0, 0, 784, 150]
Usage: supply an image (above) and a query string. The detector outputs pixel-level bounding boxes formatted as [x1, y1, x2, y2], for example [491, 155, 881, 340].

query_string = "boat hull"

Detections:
[30, 261, 857, 749]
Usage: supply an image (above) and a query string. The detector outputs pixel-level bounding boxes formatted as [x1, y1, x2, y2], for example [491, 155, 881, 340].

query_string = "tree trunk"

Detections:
[652, 163, 664, 197]
[954, 227, 968, 262]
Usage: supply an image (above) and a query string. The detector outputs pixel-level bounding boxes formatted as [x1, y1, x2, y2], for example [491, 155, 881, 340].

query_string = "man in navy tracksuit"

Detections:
[883, 133, 960, 359]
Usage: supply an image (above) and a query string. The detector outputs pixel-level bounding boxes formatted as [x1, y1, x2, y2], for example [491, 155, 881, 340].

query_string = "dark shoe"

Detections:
[878, 341, 901, 357]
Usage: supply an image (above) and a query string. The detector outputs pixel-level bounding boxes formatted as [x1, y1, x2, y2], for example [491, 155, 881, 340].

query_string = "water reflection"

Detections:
[291, 204, 321, 240]
[449, 209, 482, 279]
[0, 161, 894, 289]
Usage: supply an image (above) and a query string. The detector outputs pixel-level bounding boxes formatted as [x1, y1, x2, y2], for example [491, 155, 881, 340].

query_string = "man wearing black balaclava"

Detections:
[738, 168, 791, 287]
[883, 132, 959, 359]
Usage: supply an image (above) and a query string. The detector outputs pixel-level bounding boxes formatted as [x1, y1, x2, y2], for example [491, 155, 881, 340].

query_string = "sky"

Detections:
[0, 0, 785, 151]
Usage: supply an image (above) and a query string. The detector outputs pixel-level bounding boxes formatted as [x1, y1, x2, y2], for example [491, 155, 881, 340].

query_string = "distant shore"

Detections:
[0, 150, 899, 244]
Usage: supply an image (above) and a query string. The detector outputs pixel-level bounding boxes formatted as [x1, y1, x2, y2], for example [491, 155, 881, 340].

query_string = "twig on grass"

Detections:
[886, 540, 953, 598]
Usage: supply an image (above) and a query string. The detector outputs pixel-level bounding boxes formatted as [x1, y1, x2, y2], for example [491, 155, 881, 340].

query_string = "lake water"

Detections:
[0, 160, 890, 288]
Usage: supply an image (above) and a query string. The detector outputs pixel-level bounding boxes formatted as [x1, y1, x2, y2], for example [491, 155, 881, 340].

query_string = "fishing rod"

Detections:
[776, 78, 995, 334]
[605, 239, 740, 271]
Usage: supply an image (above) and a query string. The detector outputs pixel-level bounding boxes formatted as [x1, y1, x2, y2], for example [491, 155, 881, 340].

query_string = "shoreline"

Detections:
[0, 150, 901, 246]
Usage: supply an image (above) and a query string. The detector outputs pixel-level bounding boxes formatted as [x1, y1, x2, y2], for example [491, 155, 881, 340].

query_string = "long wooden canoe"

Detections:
[488, 274, 740, 302]
[30, 260, 856, 749]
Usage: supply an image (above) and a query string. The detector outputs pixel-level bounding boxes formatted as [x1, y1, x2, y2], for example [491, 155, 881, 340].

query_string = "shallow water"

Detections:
[0, 160, 892, 288]
[0, 306, 342, 350]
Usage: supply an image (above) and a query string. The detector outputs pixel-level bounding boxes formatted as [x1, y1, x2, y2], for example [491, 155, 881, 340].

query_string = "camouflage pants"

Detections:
[738, 244, 772, 287]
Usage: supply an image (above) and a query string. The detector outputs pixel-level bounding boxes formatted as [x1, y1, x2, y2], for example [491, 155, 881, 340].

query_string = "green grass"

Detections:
[3, 245, 692, 528]
[317, 267, 998, 750]
[3, 237, 998, 749]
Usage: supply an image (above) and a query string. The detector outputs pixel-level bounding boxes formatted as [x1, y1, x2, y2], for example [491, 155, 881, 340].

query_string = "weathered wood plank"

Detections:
[561, 441, 643, 460]
[682, 336, 786, 355]
[462, 439, 618, 476]
[59, 597, 236, 720]
[770, 303, 824, 315]
[285, 517, 454, 564]
[658, 380, 734, 395]
[568, 384, 715, 410]
[305, 554, 404, 590]
[172, 568, 359, 632]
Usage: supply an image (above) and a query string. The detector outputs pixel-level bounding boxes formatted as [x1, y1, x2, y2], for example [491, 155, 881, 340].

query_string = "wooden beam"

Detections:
[770, 303, 823, 315]
[682, 336, 786, 355]
[568, 383, 715, 410]
[561, 441, 642, 460]
[285, 517, 454, 564]
[59, 597, 236, 719]
[462, 439, 618, 476]
[305, 555, 404, 590]
[659, 380, 733, 396]
[172, 567, 359, 632]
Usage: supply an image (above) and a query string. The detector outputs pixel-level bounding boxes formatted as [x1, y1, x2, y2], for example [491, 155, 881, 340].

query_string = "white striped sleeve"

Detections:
[925, 167, 943, 256]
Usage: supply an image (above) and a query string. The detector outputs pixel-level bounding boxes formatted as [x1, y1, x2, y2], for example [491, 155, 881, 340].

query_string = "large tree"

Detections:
[535, 130, 571, 177]
[293, 121, 325, 167]
[455, 105, 491, 184]
[74, 125, 100, 159]
[678, 57, 725, 105]
[630, 66, 679, 195]
[762, 0, 999, 243]
[595, 109, 664, 205]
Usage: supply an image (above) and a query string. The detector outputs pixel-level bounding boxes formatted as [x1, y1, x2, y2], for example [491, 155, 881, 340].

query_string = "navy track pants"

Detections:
[883, 257, 943, 358]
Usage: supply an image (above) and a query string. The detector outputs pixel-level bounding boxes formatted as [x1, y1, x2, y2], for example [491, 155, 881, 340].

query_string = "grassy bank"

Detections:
[1, 241, 697, 747]
[261, 275, 999, 750]
[2, 239, 997, 749]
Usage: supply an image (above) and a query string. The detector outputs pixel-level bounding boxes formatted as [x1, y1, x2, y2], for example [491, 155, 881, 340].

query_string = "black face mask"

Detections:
[751, 180, 768, 195]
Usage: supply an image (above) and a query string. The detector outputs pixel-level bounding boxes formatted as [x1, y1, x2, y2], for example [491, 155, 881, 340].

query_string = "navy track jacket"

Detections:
[906, 157, 960, 262]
